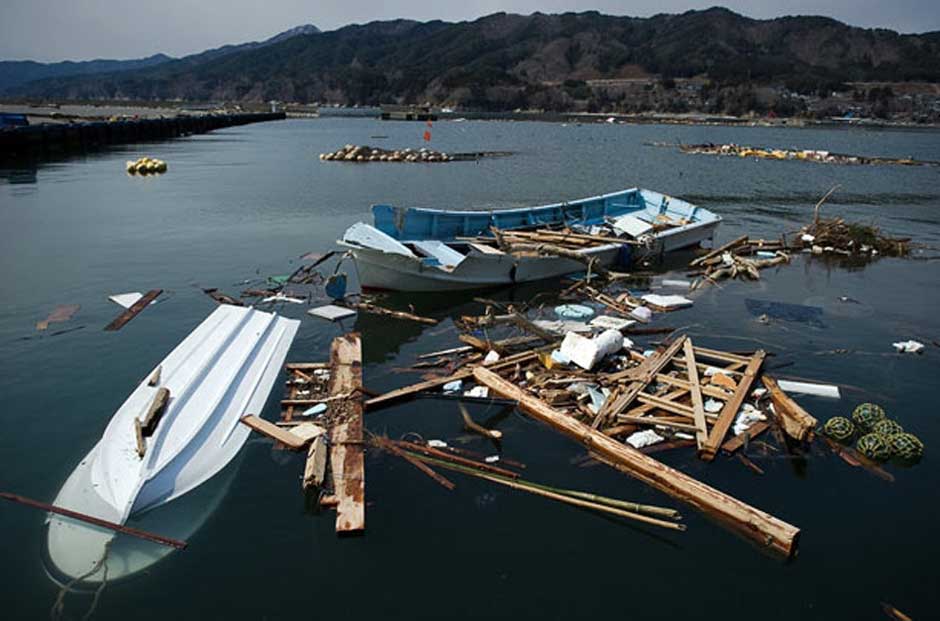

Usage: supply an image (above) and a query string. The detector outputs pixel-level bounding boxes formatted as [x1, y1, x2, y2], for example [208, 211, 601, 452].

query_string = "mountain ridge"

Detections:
[5, 10, 939, 116]
[0, 23, 320, 94]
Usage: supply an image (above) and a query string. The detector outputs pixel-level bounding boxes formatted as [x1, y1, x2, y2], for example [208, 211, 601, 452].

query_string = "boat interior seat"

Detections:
[411, 240, 467, 267]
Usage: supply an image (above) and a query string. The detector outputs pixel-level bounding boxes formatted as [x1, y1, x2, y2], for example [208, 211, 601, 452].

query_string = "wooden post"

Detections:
[699, 351, 766, 461]
[474, 367, 799, 558]
[762, 376, 817, 441]
[327, 333, 365, 535]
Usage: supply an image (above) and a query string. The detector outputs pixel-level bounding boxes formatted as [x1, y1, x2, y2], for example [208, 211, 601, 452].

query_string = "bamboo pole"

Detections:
[474, 367, 800, 557]
[404, 453, 684, 532]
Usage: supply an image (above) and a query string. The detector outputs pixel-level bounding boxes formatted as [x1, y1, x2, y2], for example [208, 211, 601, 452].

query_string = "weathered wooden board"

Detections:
[240, 415, 308, 450]
[327, 333, 365, 534]
[699, 351, 766, 461]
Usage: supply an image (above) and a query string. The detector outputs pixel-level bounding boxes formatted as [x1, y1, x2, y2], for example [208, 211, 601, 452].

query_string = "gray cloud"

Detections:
[2, 1, 938, 62]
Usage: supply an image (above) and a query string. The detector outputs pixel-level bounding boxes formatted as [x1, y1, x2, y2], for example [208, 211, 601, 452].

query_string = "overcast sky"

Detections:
[2, 1, 938, 62]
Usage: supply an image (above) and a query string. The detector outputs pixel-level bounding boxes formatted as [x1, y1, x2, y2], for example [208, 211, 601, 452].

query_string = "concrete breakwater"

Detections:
[0, 111, 285, 160]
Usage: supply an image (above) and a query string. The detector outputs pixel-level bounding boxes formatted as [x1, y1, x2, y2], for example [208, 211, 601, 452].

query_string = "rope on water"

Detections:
[50, 540, 112, 621]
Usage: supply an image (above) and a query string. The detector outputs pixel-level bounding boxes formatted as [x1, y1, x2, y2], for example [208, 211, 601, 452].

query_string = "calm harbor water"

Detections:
[2, 117, 939, 620]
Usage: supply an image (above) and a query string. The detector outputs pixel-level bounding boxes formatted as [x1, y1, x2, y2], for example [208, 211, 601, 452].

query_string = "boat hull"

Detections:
[347, 243, 623, 292]
[45, 306, 299, 582]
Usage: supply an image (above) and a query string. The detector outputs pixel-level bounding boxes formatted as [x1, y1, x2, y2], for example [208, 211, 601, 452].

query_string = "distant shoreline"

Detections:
[3, 100, 939, 132]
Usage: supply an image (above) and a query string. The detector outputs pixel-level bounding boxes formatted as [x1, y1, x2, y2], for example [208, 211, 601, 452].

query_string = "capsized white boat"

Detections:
[45, 305, 300, 582]
[338, 188, 721, 292]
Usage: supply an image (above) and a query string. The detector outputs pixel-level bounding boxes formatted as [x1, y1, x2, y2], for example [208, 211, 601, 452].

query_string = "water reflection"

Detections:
[42, 453, 242, 588]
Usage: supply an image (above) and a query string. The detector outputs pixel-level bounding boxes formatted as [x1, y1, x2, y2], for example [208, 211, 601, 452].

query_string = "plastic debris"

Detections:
[559, 329, 624, 370]
[307, 305, 356, 321]
[704, 398, 724, 413]
[301, 403, 328, 416]
[661, 279, 691, 288]
[443, 380, 463, 393]
[892, 340, 925, 354]
[325, 273, 348, 300]
[776, 380, 841, 399]
[533, 319, 592, 334]
[554, 304, 595, 320]
[262, 293, 306, 304]
[108, 292, 145, 309]
[483, 350, 501, 364]
[630, 306, 653, 322]
[642, 294, 693, 310]
[588, 315, 635, 330]
[464, 386, 489, 398]
[427, 440, 448, 448]
[484, 455, 501, 464]
[733, 404, 767, 436]
[626, 429, 666, 449]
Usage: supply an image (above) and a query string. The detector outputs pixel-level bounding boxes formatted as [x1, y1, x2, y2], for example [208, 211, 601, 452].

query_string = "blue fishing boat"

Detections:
[339, 188, 721, 292]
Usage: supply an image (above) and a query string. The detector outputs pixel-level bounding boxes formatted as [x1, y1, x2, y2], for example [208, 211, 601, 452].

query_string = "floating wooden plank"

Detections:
[36, 304, 80, 331]
[303, 435, 328, 490]
[354, 302, 437, 325]
[762, 376, 818, 442]
[327, 333, 365, 534]
[699, 351, 766, 461]
[690, 235, 749, 267]
[474, 367, 799, 558]
[104, 289, 162, 331]
[203, 288, 245, 306]
[683, 340, 710, 449]
[240, 415, 308, 450]
[1, 491, 186, 549]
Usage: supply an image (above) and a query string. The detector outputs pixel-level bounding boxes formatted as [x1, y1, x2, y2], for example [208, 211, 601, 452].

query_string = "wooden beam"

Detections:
[104, 289, 161, 331]
[683, 340, 709, 449]
[699, 351, 766, 461]
[240, 415, 308, 450]
[762, 376, 818, 442]
[473, 367, 799, 558]
[327, 333, 365, 534]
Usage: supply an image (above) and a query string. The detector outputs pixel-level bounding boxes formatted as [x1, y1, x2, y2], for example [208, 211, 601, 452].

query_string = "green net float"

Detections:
[852, 403, 886, 432]
[856, 433, 892, 461]
[872, 419, 904, 436]
[888, 433, 924, 462]
[823, 416, 855, 442]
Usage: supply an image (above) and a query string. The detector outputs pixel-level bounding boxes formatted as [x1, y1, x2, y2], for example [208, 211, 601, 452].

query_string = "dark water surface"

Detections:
[2, 118, 939, 620]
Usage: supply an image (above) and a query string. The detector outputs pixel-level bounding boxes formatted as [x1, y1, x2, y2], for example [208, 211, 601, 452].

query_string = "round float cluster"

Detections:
[823, 403, 924, 464]
[126, 157, 168, 175]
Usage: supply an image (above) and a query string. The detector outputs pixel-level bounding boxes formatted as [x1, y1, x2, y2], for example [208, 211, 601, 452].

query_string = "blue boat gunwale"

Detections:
[371, 188, 719, 242]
